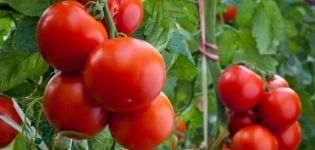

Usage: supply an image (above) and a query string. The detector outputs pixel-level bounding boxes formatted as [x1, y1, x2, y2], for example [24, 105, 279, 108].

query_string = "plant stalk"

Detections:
[102, 0, 118, 38]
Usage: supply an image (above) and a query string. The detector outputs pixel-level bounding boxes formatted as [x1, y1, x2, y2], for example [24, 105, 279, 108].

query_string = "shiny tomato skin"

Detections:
[109, 93, 174, 150]
[274, 122, 301, 150]
[218, 65, 265, 112]
[228, 110, 257, 136]
[258, 88, 301, 130]
[43, 72, 110, 139]
[84, 37, 166, 112]
[267, 75, 289, 89]
[77, 0, 143, 35]
[0, 96, 21, 148]
[175, 118, 186, 140]
[107, 0, 143, 35]
[231, 125, 278, 150]
[223, 6, 237, 22]
[37, 1, 108, 72]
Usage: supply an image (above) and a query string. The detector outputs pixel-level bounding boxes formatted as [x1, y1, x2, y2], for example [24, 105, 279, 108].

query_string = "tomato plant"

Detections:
[109, 93, 174, 150]
[231, 125, 278, 150]
[175, 118, 187, 140]
[37, 1, 108, 72]
[84, 37, 166, 112]
[218, 65, 265, 112]
[258, 88, 301, 130]
[0, 96, 21, 148]
[274, 122, 301, 150]
[43, 72, 110, 139]
[0, 0, 314, 149]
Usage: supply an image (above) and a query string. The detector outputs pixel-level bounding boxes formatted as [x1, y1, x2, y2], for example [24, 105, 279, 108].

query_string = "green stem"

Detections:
[204, 0, 228, 149]
[102, 0, 118, 38]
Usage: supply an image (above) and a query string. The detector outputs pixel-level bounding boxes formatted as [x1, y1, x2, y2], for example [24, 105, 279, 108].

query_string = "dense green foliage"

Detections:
[0, 0, 314, 149]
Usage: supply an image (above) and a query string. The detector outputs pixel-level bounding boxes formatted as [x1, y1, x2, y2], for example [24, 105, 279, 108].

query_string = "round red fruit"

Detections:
[84, 37, 166, 112]
[231, 125, 278, 150]
[223, 6, 237, 22]
[0, 96, 21, 148]
[37, 1, 108, 72]
[175, 118, 186, 140]
[258, 88, 301, 130]
[109, 93, 174, 150]
[43, 72, 110, 139]
[267, 75, 289, 89]
[274, 122, 301, 150]
[218, 65, 265, 112]
[228, 110, 257, 136]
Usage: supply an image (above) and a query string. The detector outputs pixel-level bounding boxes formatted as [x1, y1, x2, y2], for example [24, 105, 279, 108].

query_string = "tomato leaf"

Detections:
[167, 55, 199, 81]
[144, 0, 188, 51]
[251, 0, 284, 55]
[13, 16, 39, 55]
[0, 38, 48, 92]
[163, 75, 178, 97]
[2, 0, 49, 17]
[167, 30, 195, 64]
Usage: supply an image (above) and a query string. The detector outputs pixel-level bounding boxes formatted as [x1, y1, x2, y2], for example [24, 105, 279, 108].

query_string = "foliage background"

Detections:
[0, 0, 314, 149]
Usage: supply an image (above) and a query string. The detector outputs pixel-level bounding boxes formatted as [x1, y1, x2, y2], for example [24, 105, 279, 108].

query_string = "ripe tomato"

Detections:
[222, 6, 237, 22]
[77, 0, 143, 35]
[175, 118, 186, 140]
[228, 110, 257, 136]
[274, 122, 301, 150]
[258, 88, 301, 130]
[37, 1, 108, 72]
[0, 96, 21, 148]
[267, 75, 289, 89]
[84, 37, 166, 112]
[218, 65, 265, 112]
[43, 72, 110, 139]
[109, 93, 174, 150]
[231, 125, 278, 150]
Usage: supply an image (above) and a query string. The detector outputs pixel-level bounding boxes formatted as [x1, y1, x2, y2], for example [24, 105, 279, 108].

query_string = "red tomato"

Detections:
[77, 0, 143, 35]
[231, 125, 278, 150]
[0, 96, 21, 148]
[107, 0, 143, 35]
[43, 72, 110, 139]
[223, 144, 231, 150]
[109, 93, 174, 150]
[258, 88, 301, 130]
[222, 6, 237, 22]
[274, 122, 301, 150]
[84, 37, 166, 112]
[37, 1, 108, 72]
[175, 118, 186, 140]
[218, 65, 265, 112]
[267, 75, 289, 89]
[228, 110, 257, 136]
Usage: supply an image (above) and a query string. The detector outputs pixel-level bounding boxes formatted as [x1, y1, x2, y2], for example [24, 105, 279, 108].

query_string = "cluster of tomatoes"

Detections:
[36, 0, 174, 149]
[218, 65, 302, 150]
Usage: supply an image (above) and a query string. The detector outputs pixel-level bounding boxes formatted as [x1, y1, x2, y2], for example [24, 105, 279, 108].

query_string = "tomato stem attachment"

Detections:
[102, 0, 119, 38]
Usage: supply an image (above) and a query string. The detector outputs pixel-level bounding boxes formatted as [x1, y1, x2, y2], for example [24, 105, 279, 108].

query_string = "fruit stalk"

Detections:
[102, 0, 118, 38]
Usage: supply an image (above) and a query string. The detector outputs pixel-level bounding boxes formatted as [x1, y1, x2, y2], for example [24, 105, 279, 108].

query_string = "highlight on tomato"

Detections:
[42, 72, 110, 139]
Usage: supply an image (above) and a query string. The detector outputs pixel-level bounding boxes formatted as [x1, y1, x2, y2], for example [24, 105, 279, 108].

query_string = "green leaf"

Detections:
[236, 0, 255, 27]
[233, 48, 278, 72]
[3, 0, 49, 17]
[251, 0, 284, 55]
[0, 17, 13, 45]
[217, 26, 239, 65]
[163, 75, 177, 97]
[144, 0, 188, 51]
[0, 38, 48, 92]
[167, 30, 195, 64]
[167, 55, 199, 81]
[13, 16, 39, 55]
